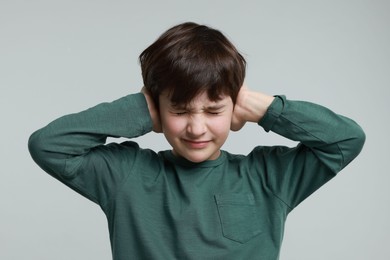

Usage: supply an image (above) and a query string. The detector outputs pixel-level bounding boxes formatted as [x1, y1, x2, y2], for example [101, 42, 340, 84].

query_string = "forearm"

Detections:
[260, 96, 365, 173]
[28, 93, 153, 176]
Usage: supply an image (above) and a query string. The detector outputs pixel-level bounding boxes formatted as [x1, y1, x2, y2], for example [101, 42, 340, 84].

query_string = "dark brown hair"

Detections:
[139, 22, 246, 106]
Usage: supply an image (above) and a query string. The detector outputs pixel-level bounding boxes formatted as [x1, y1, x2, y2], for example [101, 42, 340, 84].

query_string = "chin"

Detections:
[183, 154, 208, 163]
[184, 150, 220, 163]
[175, 150, 209, 162]
[184, 157, 207, 163]
[173, 147, 220, 163]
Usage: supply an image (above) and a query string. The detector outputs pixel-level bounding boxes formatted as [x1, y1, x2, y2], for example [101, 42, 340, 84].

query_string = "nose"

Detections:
[186, 114, 207, 137]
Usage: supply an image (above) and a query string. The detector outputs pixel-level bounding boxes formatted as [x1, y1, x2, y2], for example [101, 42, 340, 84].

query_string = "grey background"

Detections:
[1, 0, 389, 259]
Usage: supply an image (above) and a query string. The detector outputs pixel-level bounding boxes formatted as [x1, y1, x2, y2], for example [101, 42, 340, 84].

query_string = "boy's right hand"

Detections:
[141, 87, 162, 133]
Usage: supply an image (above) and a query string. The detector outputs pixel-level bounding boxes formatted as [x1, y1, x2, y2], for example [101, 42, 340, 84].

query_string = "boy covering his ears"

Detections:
[29, 22, 365, 259]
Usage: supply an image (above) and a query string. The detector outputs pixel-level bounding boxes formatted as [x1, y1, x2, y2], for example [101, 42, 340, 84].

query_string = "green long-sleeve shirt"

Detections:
[28, 93, 365, 259]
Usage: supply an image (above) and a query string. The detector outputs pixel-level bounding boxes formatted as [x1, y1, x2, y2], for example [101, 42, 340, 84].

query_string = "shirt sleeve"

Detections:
[254, 95, 365, 210]
[28, 93, 153, 206]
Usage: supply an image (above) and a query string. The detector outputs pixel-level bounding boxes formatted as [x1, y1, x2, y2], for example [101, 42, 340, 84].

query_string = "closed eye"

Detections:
[208, 111, 221, 115]
[170, 110, 187, 116]
[205, 104, 226, 115]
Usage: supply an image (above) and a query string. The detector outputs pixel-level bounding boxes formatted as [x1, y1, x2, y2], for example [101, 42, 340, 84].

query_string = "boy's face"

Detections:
[159, 91, 234, 163]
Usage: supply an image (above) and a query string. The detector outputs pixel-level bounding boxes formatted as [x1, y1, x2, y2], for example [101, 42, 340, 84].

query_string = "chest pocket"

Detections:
[214, 193, 262, 244]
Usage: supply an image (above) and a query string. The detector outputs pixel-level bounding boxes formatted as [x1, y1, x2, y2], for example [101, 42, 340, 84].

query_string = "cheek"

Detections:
[162, 116, 186, 135]
[211, 116, 232, 135]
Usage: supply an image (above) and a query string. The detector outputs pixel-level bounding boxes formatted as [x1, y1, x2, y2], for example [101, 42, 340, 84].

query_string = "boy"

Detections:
[28, 22, 365, 259]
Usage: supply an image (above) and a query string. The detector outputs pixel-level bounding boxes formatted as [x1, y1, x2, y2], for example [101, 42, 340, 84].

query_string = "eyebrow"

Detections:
[205, 104, 226, 110]
[170, 103, 226, 111]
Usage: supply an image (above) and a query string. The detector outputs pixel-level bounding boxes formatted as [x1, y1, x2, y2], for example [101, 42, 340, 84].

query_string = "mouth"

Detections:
[183, 139, 210, 149]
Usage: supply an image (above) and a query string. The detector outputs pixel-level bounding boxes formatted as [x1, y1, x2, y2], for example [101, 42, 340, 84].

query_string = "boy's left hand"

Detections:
[231, 85, 274, 131]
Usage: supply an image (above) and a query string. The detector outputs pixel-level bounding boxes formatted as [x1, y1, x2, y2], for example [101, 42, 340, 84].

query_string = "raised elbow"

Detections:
[341, 123, 366, 168]
[28, 130, 46, 167]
